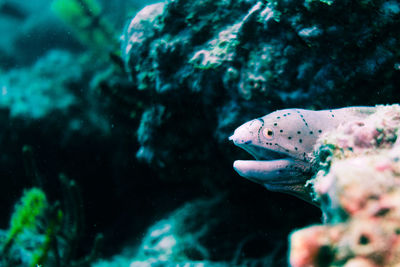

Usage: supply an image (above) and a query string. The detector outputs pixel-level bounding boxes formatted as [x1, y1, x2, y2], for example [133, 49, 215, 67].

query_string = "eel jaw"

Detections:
[233, 159, 311, 186]
[233, 159, 314, 203]
[229, 120, 315, 202]
[230, 137, 313, 202]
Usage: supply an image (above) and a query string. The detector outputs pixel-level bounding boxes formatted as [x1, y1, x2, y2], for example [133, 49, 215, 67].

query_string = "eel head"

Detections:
[229, 109, 317, 203]
[229, 107, 377, 203]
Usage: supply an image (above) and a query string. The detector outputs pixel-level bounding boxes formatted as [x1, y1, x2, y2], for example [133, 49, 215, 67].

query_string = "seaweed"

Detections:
[51, 0, 117, 54]
[1, 187, 48, 257]
[0, 146, 103, 267]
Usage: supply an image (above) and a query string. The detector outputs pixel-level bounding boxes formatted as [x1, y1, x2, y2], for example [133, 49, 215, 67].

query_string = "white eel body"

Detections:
[229, 107, 376, 202]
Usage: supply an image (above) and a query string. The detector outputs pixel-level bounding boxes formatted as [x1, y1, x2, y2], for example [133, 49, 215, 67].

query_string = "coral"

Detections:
[122, 0, 400, 101]
[93, 195, 287, 266]
[93, 197, 232, 266]
[0, 50, 78, 119]
[0, 49, 111, 136]
[189, 2, 263, 70]
[120, 0, 400, 171]
[136, 105, 166, 165]
[133, 198, 220, 263]
[67, 0, 400, 265]
[289, 105, 400, 267]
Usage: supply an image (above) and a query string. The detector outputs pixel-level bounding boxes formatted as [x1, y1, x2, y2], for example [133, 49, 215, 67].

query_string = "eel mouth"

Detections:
[232, 159, 311, 185]
[234, 142, 292, 161]
[229, 124, 316, 204]
[230, 140, 312, 185]
[228, 125, 293, 161]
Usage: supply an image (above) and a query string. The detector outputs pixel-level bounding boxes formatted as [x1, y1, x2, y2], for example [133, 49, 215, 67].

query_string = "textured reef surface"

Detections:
[118, 0, 400, 265]
[121, 0, 400, 172]
[290, 105, 400, 267]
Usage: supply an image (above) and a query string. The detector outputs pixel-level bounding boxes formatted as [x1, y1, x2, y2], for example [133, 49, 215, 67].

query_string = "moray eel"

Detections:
[229, 107, 376, 203]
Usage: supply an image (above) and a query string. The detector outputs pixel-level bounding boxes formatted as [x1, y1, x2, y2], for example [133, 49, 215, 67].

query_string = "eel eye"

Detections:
[263, 128, 274, 140]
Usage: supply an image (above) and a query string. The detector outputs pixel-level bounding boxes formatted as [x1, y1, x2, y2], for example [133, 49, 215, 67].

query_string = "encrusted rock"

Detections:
[290, 105, 400, 267]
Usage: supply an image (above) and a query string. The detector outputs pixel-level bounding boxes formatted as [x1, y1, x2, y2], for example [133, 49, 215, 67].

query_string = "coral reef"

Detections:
[93, 196, 285, 266]
[0, 50, 78, 119]
[0, 49, 111, 135]
[290, 105, 400, 267]
[129, 197, 223, 265]
[121, 0, 400, 171]
[93, 198, 228, 266]
[98, 1, 400, 265]
[116, 2, 400, 263]
[4, 0, 400, 266]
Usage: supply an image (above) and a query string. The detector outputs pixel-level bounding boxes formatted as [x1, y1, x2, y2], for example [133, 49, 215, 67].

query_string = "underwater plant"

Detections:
[2, 187, 48, 255]
[51, 0, 117, 54]
[0, 146, 103, 267]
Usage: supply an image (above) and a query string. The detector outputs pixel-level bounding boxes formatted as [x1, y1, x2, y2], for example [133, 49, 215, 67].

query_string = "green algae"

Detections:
[51, 0, 116, 53]
[2, 188, 48, 254]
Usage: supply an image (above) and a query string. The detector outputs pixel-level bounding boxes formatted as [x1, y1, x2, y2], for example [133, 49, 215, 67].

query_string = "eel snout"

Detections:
[229, 117, 263, 143]
[229, 119, 285, 160]
[229, 118, 312, 198]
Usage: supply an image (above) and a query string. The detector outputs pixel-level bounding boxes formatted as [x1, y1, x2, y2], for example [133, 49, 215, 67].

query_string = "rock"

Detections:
[290, 105, 400, 267]
[121, 0, 400, 169]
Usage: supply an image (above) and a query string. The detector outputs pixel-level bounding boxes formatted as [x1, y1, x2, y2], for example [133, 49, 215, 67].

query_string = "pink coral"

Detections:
[290, 105, 400, 267]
